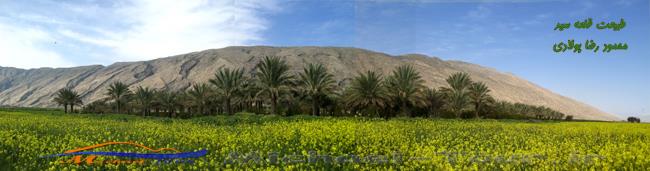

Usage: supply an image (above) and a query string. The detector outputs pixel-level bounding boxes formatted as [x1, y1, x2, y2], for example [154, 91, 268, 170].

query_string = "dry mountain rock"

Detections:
[0, 46, 619, 120]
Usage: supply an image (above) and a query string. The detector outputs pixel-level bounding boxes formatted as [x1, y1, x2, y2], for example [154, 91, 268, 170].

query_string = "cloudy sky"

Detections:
[0, 0, 648, 118]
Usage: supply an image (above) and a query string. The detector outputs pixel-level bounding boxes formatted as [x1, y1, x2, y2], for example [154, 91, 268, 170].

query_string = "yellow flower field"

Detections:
[0, 109, 648, 170]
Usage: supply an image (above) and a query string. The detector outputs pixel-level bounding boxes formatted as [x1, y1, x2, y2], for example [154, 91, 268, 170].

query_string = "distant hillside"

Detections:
[0, 46, 619, 120]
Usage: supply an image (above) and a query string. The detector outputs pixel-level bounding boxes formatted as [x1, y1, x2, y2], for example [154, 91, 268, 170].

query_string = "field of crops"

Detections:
[0, 109, 648, 170]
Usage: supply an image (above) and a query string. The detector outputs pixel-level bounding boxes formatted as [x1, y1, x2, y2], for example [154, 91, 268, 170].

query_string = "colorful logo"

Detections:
[41, 142, 207, 165]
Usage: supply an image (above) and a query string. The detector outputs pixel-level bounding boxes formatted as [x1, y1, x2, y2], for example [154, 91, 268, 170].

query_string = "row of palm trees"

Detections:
[55, 56, 566, 120]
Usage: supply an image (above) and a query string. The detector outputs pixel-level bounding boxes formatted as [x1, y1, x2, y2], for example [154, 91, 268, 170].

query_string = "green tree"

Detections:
[158, 91, 179, 117]
[53, 88, 70, 113]
[255, 56, 293, 115]
[468, 82, 494, 118]
[187, 83, 213, 116]
[105, 82, 132, 113]
[385, 65, 425, 116]
[176, 91, 191, 117]
[210, 68, 246, 115]
[441, 72, 473, 118]
[345, 71, 388, 117]
[134, 86, 155, 116]
[241, 79, 262, 113]
[422, 88, 444, 117]
[299, 63, 336, 116]
[53, 87, 82, 113]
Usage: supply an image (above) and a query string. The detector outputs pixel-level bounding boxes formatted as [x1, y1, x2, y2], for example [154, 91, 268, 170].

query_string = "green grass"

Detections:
[0, 108, 648, 170]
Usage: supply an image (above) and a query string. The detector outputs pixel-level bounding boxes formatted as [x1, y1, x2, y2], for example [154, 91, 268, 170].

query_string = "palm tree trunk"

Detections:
[64, 105, 68, 114]
[312, 97, 319, 116]
[225, 98, 232, 115]
[70, 105, 74, 113]
[248, 99, 253, 112]
[271, 94, 278, 115]
[201, 103, 205, 116]
[381, 107, 389, 120]
[402, 100, 408, 117]
[475, 104, 480, 119]
[373, 107, 379, 118]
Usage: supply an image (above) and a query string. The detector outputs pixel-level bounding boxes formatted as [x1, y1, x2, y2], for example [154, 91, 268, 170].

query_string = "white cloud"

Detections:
[0, 23, 74, 69]
[62, 0, 278, 61]
[1, 0, 278, 68]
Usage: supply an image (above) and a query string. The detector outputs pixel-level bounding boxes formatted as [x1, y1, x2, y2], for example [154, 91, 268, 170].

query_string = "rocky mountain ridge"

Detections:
[0, 46, 619, 120]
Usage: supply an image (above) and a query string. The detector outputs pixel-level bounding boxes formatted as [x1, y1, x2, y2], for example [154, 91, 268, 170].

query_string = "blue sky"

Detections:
[0, 0, 648, 118]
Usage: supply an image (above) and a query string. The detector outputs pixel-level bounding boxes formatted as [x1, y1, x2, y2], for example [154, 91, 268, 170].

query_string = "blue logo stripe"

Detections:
[41, 149, 207, 159]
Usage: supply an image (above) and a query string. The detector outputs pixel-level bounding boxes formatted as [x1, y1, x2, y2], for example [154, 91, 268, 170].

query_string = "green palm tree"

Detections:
[187, 83, 213, 116]
[69, 93, 82, 113]
[241, 79, 262, 113]
[299, 63, 336, 116]
[440, 72, 473, 118]
[54, 88, 70, 113]
[134, 86, 155, 116]
[176, 91, 191, 117]
[446, 89, 471, 118]
[53, 87, 82, 113]
[385, 65, 425, 116]
[210, 68, 246, 115]
[255, 56, 293, 115]
[446, 72, 473, 91]
[158, 91, 179, 117]
[345, 70, 388, 117]
[106, 81, 132, 113]
[423, 88, 444, 117]
[468, 82, 494, 118]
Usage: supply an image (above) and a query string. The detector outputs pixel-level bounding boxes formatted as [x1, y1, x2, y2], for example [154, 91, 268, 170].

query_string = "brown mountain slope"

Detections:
[0, 46, 619, 120]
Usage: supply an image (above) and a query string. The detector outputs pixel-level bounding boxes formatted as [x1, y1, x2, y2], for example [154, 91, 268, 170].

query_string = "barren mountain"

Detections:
[0, 46, 619, 120]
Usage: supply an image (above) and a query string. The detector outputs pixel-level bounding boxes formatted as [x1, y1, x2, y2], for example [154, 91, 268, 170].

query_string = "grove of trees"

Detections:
[54, 56, 566, 120]
[627, 117, 641, 123]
